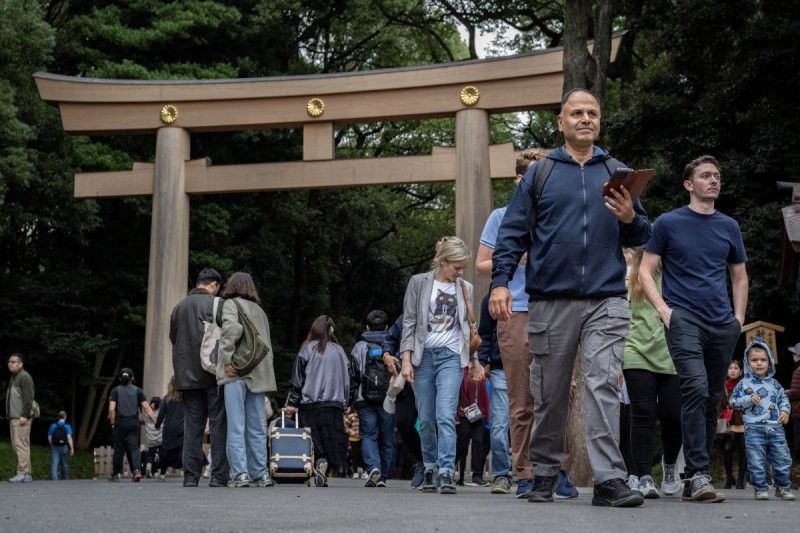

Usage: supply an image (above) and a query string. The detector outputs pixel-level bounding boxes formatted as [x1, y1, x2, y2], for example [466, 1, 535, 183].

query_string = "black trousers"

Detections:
[299, 405, 349, 474]
[182, 386, 228, 483]
[456, 418, 485, 478]
[664, 309, 739, 476]
[395, 385, 423, 463]
[722, 432, 746, 483]
[112, 419, 140, 475]
[159, 445, 183, 475]
[623, 369, 683, 477]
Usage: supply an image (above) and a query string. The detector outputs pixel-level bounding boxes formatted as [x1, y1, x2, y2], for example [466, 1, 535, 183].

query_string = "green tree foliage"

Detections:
[604, 0, 800, 327]
[2, 0, 798, 448]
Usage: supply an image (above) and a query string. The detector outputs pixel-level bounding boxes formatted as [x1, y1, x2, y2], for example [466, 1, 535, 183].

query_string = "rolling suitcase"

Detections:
[269, 410, 314, 484]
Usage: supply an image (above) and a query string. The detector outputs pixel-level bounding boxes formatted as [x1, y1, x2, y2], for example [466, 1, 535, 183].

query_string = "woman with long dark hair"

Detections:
[216, 272, 277, 488]
[285, 315, 358, 487]
[400, 236, 483, 495]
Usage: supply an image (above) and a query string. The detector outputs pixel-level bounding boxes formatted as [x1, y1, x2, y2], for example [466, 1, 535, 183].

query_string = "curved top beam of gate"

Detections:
[35, 37, 620, 134]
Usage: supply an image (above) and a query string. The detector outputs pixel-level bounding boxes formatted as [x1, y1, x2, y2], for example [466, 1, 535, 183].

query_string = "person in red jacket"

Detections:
[787, 342, 800, 462]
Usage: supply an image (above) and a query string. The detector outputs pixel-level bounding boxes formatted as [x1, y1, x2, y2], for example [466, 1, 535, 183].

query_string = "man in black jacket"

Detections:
[170, 267, 228, 487]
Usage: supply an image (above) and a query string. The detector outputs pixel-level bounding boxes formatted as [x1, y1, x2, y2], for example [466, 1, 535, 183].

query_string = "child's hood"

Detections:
[742, 337, 776, 379]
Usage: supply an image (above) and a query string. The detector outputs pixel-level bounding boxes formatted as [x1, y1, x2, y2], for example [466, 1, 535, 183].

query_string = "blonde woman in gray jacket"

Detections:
[400, 236, 483, 495]
[216, 272, 276, 488]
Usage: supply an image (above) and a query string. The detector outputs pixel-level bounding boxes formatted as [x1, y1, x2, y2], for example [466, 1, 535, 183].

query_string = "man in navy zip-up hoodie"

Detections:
[490, 89, 651, 507]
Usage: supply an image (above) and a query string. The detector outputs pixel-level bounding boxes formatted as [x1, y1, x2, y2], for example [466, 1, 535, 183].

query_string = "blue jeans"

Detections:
[224, 379, 267, 478]
[744, 425, 792, 490]
[358, 405, 395, 478]
[489, 369, 512, 478]
[51, 445, 69, 480]
[412, 347, 463, 476]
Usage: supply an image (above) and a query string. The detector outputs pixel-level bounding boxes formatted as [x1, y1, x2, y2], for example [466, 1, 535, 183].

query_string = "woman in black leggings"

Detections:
[622, 248, 683, 498]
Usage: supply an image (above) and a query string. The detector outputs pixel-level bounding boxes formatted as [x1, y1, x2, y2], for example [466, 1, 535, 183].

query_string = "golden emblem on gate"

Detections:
[306, 98, 325, 118]
[159, 104, 178, 124]
[460, 86, 480, 106]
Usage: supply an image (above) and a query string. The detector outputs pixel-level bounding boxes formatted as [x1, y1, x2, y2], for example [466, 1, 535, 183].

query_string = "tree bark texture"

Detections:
[562, 0, 614, 104]
[566, 354, 593, 485]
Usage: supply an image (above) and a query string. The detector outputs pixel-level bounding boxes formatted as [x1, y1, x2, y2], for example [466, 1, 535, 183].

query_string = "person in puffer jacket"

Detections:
[729, 338, 794, 500]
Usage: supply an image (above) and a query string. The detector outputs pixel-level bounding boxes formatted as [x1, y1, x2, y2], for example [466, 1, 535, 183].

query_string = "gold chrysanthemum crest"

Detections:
[306, 97, 325, 118]
[159, 104, 178, 124]
[459, 86, 480, 106]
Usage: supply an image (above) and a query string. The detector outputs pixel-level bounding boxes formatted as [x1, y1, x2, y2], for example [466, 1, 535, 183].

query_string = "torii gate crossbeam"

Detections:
[35, 37, 621, 398]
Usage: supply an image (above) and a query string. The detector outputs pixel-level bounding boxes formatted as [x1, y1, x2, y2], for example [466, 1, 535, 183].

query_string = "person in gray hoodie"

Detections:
[285, 315, 358, 486]
[729, 338, 795, 501]
[216, 272, 277, 488]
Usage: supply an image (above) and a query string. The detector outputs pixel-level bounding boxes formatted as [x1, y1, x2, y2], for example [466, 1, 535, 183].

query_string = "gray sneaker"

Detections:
[775, 487, 795, 500]
[490, 476, 512, 494]
[755, 489, 770, 500]
[253, 474, 274, 487]
[8, 474, 25, 483]
[439, 473, 457, 495]
[639, 475, 659, 499]
[410, 462, 426, 489]
[20, 474, 32, 483]
[661, 463, 681, 496]
[681, 473, 718, 502]
[314, 459, 328, 487]
[227, 473, 251, 488]
[421, 469, 437, 493]
[365, 468, 381, 488]
[626, 474, 640, 492]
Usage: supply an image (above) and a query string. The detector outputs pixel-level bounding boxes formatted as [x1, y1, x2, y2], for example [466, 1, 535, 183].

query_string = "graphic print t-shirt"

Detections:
[425, 280, 462, 354]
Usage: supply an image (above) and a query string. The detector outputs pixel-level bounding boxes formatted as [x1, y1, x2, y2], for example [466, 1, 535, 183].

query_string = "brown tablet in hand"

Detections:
[602, 168, 655, 200]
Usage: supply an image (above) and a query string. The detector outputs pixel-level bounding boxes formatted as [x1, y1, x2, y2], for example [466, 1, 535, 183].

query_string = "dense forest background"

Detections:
[1, 0, 799, 448]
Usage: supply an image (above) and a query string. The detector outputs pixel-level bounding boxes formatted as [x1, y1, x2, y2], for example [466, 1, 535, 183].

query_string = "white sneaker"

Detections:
[775, 487, 795, 501]
[661, 463, 681, 496]
[157, 474, 166, 481]
[8, 474, 25, 483]
[638, 475, 659, 499]
[755, 490, 770, 500]
[627, 474, 640, 492]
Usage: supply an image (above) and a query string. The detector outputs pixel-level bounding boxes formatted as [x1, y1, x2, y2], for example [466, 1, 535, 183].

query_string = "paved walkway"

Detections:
[1, 478, 797, 532]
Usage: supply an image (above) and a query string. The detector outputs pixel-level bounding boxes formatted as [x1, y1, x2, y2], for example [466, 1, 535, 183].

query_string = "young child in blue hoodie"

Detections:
[730, 338, 795, 500]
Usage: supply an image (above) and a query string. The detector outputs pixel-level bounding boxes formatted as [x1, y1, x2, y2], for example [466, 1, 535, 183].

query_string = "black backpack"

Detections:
[52, 424, 68, 446]
[362, 343, 389, 403]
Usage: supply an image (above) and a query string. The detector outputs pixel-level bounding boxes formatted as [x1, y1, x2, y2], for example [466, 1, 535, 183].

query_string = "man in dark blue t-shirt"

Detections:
[640, 154, 748, 503]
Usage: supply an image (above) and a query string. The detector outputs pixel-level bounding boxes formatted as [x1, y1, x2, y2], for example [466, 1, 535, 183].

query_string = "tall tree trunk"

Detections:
[590, 1, 613, 104]
[76, 346, 125, 450]
[563, 0, 592, 93]
[562, 0, 614, 103]
[566, 356, 592, 485]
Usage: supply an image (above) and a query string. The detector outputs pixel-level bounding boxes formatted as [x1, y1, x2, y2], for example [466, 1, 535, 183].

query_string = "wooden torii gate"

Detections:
[35, 39, 620, 398]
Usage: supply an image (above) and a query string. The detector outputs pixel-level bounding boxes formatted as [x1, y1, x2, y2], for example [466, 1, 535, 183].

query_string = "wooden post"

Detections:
[143, 127, 190, 400]
[455, 109, 492, 307]
[303, 122, 334, 161]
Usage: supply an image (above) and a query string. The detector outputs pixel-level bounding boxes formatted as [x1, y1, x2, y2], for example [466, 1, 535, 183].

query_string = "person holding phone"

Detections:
[490, 89, 651, 507]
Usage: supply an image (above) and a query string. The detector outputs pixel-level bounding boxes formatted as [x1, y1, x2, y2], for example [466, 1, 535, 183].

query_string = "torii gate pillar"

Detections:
[142, 127, 190, 399]
[456, 108, 492, 300]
